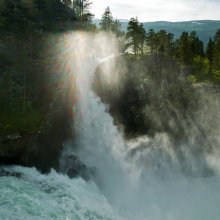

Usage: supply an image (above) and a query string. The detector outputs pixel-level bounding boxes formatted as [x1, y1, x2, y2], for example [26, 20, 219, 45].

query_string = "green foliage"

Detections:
[99, 6, 113, 31]
[0, 0, 95, 33]
[0, 104, 45, 135]
[189, 31, 204, 57]
[187, 74, 198, 84]
[191, 56, 210, 81]
[126, 17, 146, 56]
[73, 0, 93, 23]
[213, 29, 220, 70]
[0, 0, 36, 35]
[99, 7, 123, 38]
[206, 38, 214, 64]
[137, 23, 146, 55]
[125, 17, 219, 84]
[212, 70, 220, 83]
[176, 32, 192, 65]
[0, 0, 95, 136]
[117, 20, 220, 46]
[146, 29, 174, 56]
[146, 29, 155, 54]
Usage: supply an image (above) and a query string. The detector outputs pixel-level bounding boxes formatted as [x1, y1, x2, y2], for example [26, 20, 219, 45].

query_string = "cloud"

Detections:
[91, 0, 220, 21]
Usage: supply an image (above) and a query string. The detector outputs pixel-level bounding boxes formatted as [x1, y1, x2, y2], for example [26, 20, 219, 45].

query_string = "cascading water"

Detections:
[60, 32, 220, 220]
[1, 32, 220, 220]
[0, 166, 122, 220]
[60, 33, 134, 208]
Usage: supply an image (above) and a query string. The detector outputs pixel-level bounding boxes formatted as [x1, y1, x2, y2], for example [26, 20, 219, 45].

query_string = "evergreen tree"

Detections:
[167, 32, 175, 57]
[99, 6, 114, 32]
[99, 7, 122, 37]
[146, 29, 174, 56]
[112, 19, 123, 37]
[126, 17, 139, 56]
[74, 0, 93, 23]
[213, 29, 220, 70]
[157, 30, 168, 55]
[0, 0, 36, 34]
[177, 32, 192, 65]
[146, 29, 155, 54]
[137, 23, 146, 55]
[189, 31, 204, 57]
[126, 17, 145, 57]
[206, 38, 214, 66]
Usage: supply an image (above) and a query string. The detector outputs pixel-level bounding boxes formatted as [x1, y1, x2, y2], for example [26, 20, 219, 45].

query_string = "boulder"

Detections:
[0, 166, 22, 178]
[60, 153, 94, 181]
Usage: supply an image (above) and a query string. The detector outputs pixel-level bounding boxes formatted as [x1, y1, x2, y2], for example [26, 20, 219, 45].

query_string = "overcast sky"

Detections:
[91, 0, 220, 22]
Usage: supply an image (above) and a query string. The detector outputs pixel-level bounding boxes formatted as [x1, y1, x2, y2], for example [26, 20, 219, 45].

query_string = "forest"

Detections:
[0, 0, 219, 146]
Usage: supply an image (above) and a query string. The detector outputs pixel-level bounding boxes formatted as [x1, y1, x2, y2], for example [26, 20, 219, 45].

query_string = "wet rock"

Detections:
[0, 134, 36, 165]
[61, 154, 94, 181]
[0, 167, 22, 178]
[0, 95, 74, 173]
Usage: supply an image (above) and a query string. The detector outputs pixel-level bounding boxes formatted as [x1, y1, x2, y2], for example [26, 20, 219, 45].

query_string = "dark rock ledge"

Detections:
[0, 97, 73, 174]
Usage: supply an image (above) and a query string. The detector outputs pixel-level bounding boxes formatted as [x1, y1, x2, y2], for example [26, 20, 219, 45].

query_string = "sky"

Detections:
[91, 0, 220, 22]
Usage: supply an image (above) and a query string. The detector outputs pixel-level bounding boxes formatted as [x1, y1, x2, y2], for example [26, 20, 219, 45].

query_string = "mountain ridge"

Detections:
[93, 19, 220, 45]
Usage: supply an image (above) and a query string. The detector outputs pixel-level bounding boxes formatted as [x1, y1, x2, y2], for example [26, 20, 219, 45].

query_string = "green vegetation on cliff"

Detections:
[0, 0, 94, 135]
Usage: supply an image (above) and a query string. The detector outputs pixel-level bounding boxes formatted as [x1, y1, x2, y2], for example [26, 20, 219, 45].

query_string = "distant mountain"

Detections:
[94, 19, 220, 46]
[136, 20, 220, 46]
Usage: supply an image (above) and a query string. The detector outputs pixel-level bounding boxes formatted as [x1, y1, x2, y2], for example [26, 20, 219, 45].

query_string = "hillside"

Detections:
[94, 19, 220, 45]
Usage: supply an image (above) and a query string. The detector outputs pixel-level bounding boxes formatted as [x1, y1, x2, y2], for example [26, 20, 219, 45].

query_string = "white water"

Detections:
[0, 166, 122, 220]
[1, 32, 220, 220]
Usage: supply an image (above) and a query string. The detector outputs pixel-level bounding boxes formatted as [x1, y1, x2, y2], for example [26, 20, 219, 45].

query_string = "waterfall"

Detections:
[60, 33, 133, 207]
[1, 32, 220, 220]
[59, 32, 220, 220]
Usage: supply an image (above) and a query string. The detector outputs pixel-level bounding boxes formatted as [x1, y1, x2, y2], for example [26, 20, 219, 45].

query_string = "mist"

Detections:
[55, 31, 220, 220]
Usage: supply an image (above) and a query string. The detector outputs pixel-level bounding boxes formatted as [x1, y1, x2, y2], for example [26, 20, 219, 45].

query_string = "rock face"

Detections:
[0, 92, 94, 180]
[0, 97, 73, 173]
[0, 134, 37, 166]
[0, 63, 95, 180]
[60, 153, 94, 181]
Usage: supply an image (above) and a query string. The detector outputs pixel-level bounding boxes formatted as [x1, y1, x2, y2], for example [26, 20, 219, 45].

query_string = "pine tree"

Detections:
[206, 38, 214, 65]
[99, 6, 114, 32]
[157, 30, 168, 55]
[74, 0, 93, 22]
[126, 17, 145, 57]
[167, 32, 174, 57]
[177, 32, 192, 65]
[126, 17, 139, 56]
[146, 29, 155, 54]
[189, 31, 204, 57]
[112, 19, 123, 37]
[137, 23, 146, 56]
[0, 0, 36, 34]
[213, 29, 220, 70]
[99, 7, 122, 37]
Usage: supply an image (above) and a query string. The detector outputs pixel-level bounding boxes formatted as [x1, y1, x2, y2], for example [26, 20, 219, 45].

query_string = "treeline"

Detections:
[96, 9, 220, 144]
[0, 0, 94, 33]
[125, 17, 220, 83]
[98, 8, 220, 83]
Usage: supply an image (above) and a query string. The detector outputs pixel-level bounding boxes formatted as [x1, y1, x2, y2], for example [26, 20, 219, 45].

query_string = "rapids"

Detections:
[0, 166, 122, 220]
